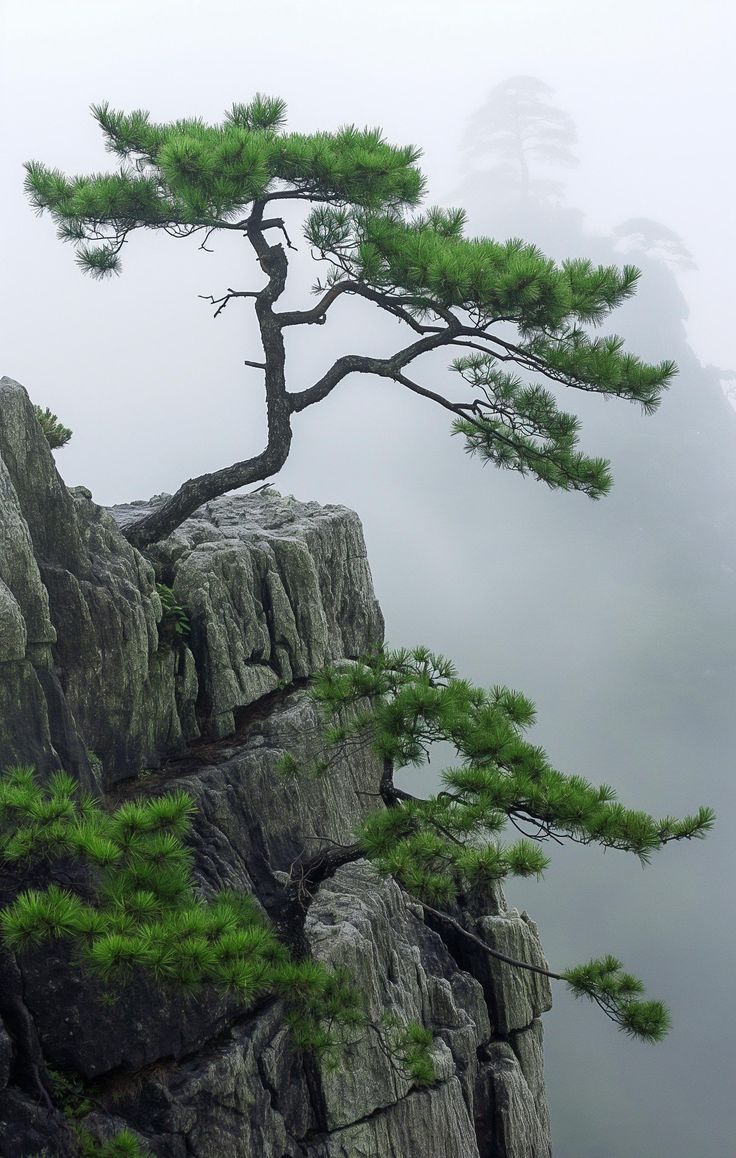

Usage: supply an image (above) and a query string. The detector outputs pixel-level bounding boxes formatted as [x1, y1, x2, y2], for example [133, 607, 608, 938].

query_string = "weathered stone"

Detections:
[0, 1088, 78, 1158]
[306, 863, 490, 1131]
[17, 939, 244, 1079]
[0, 659, 57, 775]
[85, 1005, 314, 1158]
[510, 1018, 550, 1141]
[0, 1018, 11, 1090]
[0, 377, 84, 575]
[471, 909, 553, 1036]
[0, 581, 26, 664]
[306, 1078, 481, 1158]
[133, 489, 385, 737]
[108, 689, 386, 916]
[0, 380, 202, 784]
[0, 378, 552, 1157]
[0, 396, 57, 648]
[479, 1041, 551, 1158]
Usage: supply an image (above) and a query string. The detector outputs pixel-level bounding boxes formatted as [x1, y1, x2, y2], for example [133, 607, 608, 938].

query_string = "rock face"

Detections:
[0, 377, 552, 1157]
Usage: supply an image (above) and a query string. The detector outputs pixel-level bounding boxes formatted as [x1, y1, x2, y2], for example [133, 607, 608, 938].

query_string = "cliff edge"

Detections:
[0, 376, 552, 1157]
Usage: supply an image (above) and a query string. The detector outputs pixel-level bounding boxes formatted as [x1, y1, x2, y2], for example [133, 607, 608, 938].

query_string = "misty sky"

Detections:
[2, 3, 735, 1155]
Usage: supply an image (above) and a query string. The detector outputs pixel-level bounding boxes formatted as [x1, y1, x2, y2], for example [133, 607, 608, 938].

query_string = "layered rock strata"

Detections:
[0, 376, 552, 1157]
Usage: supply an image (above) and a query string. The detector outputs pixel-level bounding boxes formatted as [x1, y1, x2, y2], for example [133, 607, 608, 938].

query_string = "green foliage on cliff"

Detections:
[78, 1129, 151, 1157]
[0, 768, 358, 1033]
[0, 766, 434, 1085]
[297, 645, 714, 1043]
[155, 582, 191, 646]
[33, 404, 72, 450]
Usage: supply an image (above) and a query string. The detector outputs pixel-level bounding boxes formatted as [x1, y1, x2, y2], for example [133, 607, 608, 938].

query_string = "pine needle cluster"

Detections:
[33, 404, 73, 449]
[306, 646, 714, 1042]
[0, 768, 361, 1050]
[24, 96, 423, 278]
[155, 582, 191, 647]
[77, 1128, 151, 1157]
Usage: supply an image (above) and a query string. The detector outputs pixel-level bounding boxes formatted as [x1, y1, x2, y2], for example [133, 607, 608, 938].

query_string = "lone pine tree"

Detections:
[20, 95, 706, 1050]
[25, 94, 675, 549]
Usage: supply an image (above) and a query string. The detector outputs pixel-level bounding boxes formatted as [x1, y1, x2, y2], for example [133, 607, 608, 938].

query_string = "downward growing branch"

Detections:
[292, 759, 563, 985]
[421, 903, 563, 981]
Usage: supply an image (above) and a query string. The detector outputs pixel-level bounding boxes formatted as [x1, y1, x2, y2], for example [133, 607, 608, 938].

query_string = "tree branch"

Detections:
[421, 903, 563, 981]
[198, 289, 260, 319]
[278, 281, 440, 334]
[288, 328, 459, 414]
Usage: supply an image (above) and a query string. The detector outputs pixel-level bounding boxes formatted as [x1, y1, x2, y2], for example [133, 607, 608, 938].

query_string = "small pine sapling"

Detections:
[33, 404, 73, 449]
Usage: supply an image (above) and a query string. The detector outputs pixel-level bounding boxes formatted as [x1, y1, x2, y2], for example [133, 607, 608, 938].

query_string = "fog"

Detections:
[2, 3, 735, 1154]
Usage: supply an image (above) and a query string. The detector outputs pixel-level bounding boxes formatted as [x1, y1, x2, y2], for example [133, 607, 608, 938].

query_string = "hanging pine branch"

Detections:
[282, 646, 714, 1043]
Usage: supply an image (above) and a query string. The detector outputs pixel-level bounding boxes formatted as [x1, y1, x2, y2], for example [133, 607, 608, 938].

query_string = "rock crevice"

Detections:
[0, 376, 552, 1157]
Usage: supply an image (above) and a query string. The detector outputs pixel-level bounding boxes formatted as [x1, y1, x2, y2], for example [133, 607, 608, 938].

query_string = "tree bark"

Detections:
[123, 226, 293, 551]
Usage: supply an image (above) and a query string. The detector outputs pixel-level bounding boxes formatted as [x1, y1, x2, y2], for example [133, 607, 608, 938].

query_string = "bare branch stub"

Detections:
[198, 289, 260, 319]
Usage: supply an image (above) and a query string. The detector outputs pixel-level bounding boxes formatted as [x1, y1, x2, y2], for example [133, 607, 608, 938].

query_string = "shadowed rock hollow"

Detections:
[0, 376, 552, 1157]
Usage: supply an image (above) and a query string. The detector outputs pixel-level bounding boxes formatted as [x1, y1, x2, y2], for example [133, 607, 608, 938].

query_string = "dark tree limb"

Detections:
[199, 289, 260, 318]
[117, 221, 604, 551]
[278, 280, 441, 334]
[421, 903, 563, 981]
[287, 327, 459, 414]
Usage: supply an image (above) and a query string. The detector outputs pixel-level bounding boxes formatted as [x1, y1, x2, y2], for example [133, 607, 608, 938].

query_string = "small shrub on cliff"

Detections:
[77, 1129, 151, 1157]
[33, 404, 73, 449]
[155, 582, 190, 648]
[0, 768, 362, 1048]
[47, 1066, 93, 1119]
[289, 645, 714, 1043]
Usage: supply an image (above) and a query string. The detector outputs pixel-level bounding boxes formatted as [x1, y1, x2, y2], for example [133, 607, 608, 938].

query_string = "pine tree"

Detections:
[283, 646, 714, 1043]
[25, 96, 675, 549]
[461, 76, 579, 204]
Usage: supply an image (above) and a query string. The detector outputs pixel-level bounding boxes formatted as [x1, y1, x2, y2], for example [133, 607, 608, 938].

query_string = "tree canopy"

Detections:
[25, 95, 676, 549]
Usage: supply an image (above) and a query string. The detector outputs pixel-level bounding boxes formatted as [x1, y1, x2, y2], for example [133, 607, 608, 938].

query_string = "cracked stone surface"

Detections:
[0, 377, 552, 1157]
[126, 487, 385, 738]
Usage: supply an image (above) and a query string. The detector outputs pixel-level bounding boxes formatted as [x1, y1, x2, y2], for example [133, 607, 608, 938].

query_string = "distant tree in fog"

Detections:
[461, 76, 578, 203]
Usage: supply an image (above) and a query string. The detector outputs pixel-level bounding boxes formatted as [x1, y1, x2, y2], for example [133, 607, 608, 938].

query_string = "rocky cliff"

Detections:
[0, 376, 552, 1157]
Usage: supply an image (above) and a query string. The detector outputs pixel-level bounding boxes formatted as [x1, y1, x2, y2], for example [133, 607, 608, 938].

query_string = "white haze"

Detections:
[2, 3, 735, 1155]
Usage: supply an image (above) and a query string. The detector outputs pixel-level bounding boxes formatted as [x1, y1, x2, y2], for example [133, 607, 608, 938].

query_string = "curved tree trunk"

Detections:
[123, 230, 292, 552]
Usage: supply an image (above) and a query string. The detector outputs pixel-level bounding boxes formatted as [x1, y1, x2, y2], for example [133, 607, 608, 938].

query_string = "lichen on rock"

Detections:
[0, 376, 552, 1157]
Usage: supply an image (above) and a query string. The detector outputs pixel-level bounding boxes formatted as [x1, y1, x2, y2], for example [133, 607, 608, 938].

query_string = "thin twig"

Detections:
[420, 902, 563, 981]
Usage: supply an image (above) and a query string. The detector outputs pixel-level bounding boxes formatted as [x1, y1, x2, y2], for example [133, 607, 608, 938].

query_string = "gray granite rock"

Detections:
[510, 1018, 550, 1141]
[0, 377, 189, 785]
[137, 489, 385, 737]
[82, 1005, 313, 1158]
[0, 377, 552, 1158]
[307, 1078, 481, 1158]
[0, 580, 26, 664]
[171, 691, 384, 905]
[1, 380, 385, 784]
[306, 863, 487, 1130]
[471, 909, 553, 1036]
[481, 1041, 551, 1158]
[0, 1018, 11, 1091]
